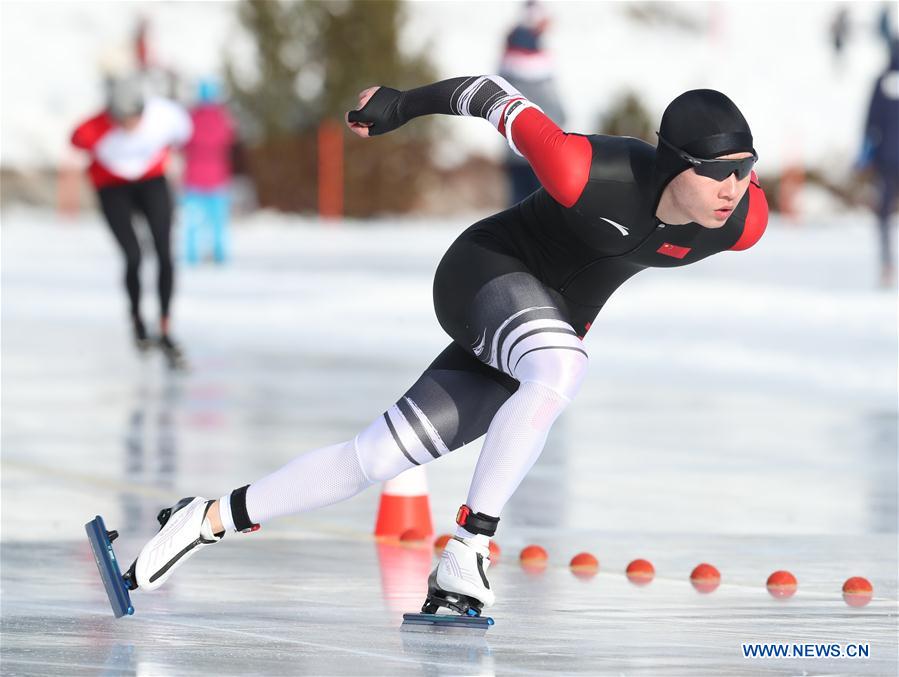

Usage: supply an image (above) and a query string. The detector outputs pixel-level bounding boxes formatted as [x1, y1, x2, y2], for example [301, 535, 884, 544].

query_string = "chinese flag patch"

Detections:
[657, 243, 691, 259]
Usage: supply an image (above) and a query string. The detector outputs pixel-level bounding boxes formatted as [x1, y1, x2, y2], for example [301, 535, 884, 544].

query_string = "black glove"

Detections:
[346, 87, 405, 136]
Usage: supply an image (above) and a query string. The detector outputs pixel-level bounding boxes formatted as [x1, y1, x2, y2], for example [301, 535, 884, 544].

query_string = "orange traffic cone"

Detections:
[374, 466, 434, 540]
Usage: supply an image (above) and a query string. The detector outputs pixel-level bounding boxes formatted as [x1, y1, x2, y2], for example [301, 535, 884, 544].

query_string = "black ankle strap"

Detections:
[455, 505, 499, 537]
[230, 485, 260, 533]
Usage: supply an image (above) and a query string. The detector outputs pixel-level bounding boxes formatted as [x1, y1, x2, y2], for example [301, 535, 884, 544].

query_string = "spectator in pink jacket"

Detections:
[182, 79, 235, 264]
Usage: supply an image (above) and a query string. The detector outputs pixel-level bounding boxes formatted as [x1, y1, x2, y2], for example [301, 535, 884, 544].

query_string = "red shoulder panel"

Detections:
[505, 106, 591, 208]
[730, 171, 768, 251]
[71, 112, 114, 150]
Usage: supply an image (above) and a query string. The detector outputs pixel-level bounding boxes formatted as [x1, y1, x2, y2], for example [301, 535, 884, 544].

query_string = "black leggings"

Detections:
[97, 176, 174, 319]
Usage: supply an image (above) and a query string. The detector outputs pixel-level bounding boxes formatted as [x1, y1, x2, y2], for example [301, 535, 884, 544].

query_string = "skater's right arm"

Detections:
[346, 77, 592, 207]
[71, 113, 114, 151]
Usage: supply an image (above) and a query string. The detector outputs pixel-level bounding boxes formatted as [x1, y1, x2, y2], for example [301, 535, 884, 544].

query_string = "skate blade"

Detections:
[401, 613, 494, 634]
[85, 515, 134, 618]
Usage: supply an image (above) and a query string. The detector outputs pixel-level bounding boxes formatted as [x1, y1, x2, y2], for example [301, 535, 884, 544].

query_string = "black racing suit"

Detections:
[351, 76, 768, 459]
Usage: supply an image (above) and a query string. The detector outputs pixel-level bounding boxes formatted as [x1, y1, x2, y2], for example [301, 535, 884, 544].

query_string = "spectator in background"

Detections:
[182, 79, 236, 265]
[71, 76, 192, 367]
[829, 7, 850, 69]
[499, 0, 566, 205]
[860, 39, 899, 287]
[877, 2, 896, 46]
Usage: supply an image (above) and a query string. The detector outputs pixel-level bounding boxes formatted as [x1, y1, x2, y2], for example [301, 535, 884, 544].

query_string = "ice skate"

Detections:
[128, 496, 222, 592]
[86, 497, 228, 617]
[402, 534, 496, 634]
[428, 535, 495, 614]
[132, 316, 153, 352]
[158, 335, 188, 370]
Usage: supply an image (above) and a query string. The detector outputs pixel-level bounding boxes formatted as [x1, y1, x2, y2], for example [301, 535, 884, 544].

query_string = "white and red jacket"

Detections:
[71, 97, 192, 189]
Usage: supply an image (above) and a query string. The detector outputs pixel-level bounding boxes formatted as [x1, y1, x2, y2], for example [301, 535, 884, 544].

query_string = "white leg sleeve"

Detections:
[241, 440, 373, 526]
[228, 407, 433, 529]
[463, 343, 588, 518]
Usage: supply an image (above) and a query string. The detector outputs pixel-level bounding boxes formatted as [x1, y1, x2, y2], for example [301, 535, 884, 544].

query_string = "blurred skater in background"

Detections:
[498, 0, 566, 206]
[182, 78, 235, 265]
[71, 75, 193, 366]
[859, 39, 899, 287]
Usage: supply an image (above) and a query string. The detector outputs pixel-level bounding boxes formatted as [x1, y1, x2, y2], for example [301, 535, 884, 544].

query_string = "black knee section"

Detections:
[456, 504, 499, 537]
[230, 485, 260, 533]
[124, 249, 142, 270]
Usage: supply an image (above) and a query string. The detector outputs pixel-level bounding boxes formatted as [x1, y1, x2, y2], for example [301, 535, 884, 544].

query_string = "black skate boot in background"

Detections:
[159, 334, 188, 370]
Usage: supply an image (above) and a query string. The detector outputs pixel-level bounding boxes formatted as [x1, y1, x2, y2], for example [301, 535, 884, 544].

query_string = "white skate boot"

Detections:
[127, 497, 222, 591]
[423, 536, 495, 616]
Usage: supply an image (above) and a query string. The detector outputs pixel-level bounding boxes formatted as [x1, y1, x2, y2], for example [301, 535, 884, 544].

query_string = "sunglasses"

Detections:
[657, 133, 757, 181]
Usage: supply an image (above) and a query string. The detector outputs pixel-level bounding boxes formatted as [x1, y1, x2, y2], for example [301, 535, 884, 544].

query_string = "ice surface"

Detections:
[2, 207, 896, 675]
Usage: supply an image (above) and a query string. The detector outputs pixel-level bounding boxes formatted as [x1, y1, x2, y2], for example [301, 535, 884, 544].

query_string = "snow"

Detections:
[1, 1, 894, 173]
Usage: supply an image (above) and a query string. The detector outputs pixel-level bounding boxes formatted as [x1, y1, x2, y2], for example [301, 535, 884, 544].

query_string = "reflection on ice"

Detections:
[401, 632, 494, 677]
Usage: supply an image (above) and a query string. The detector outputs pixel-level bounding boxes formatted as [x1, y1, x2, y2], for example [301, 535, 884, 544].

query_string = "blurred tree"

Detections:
[314, 1, 435, 126]
[597, 91, 655, 144]
[224, 0, 438, 215]
[224, 0, 315, 141]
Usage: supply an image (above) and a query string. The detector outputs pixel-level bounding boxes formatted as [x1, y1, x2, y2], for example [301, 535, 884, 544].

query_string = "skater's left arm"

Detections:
[346, 77, 591, 208]
[729, 171, 768, 251]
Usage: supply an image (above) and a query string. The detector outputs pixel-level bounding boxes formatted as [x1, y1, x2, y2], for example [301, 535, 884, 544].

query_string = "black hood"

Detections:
[652, 89, 755, 200]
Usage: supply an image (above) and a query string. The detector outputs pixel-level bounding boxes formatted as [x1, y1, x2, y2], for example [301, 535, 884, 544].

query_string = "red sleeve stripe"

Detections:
[507, 107, 592, 208]
[71, 113, 114, 150]
[496, 97, 526, 137]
